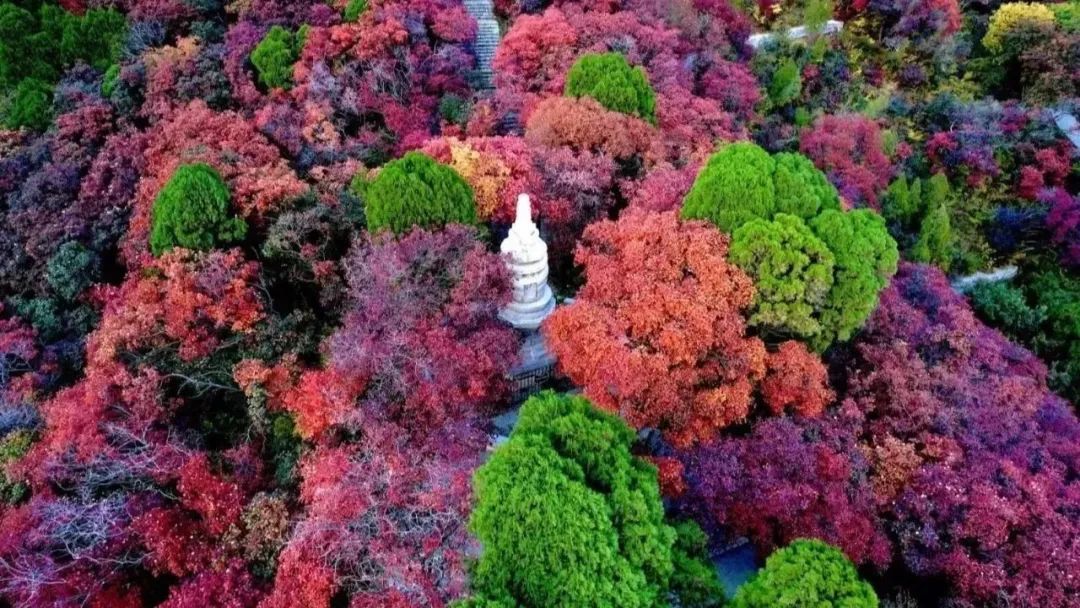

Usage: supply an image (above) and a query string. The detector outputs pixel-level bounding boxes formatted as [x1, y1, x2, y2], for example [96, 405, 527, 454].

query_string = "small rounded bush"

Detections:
[250, 26, 306, 90]
[983, 2, 1056, 54]
[150, 163, 247, 257]
[730, 214, 836, 340]
[361, 151, 477, 235]
[4, 78, 52, 130]
[731, 539, 878, 608]
[46, 241, 100, 301]
[564, 52, 657, 123]
[682, 142, 777, 233]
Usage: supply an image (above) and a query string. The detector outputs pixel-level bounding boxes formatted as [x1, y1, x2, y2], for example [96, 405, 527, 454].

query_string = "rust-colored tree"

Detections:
[544, 210, 770, 447]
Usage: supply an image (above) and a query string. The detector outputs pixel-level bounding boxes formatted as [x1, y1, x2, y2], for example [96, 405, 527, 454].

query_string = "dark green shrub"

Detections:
[968, 272, 1080, 402]
[4, 77, 51, 130]
[669, 521, 726, 608]
[731, 539, 878, 608]
[250, 25, 307, 90]
[150, 163, 247, 256]
[438, 93, 471, 126]
[343, 0, 368, 22]
[0, 3, 125, 129]
[46, 241, 100, 301]
[564, 52, 657, 123]
[682, 142, 777, 233]
[911, 202, 954, 272]
[459, 391, 722, 608]
[361, 151, 477, 235]
[729, 214, 835, 340]
[1028, 271, 1080, 400]
[7, 295, 95, 343]
[773, 152, 841, 219]
[882, 174, 957, 273]
[58, 8, 126, 71]
[968, 281, 1046, 339]
[767, 58, 802, 107]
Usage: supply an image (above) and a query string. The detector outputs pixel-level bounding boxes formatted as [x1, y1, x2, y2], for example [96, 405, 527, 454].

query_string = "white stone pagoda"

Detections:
[498, 193, 555, 331]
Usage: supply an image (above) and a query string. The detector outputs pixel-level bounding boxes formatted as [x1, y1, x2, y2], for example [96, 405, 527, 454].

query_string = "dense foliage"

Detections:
[0, 0, 1076, 605]
[683, 143, 897, 349]
[0, 2, 126, 128]
[249, 26, 307, 91]
[731, 539, 878, 608]
[457, 391, 721, 607]
[149, 163, 247, 256]
[359, 151, 478, 235]
[564, 52, 657, 123]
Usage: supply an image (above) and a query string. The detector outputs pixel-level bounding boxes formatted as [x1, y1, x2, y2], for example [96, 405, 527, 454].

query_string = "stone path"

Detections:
[951, 265, 1018, 293]
[464, 0, 499, 89]
[746, 20, 844, 50]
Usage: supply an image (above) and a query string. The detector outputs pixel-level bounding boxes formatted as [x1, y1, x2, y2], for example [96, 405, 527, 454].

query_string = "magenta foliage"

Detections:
[800, 113, 893, 208]
[264, 419, 486, 607]
[328, 226, 519, 433]
[679, 263, 1080, 607]
[1045, 188, 1080, 269]
[678, 414, 893, 567]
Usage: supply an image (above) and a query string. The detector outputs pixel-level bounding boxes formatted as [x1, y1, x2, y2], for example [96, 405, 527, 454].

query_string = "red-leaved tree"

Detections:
[327, 226, 519, 436]
[545, 210, 830, 447]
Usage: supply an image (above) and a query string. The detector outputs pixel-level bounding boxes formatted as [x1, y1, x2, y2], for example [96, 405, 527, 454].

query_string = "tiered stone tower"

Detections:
[464, 0, 499, 90]
[498, 194, 557, 403]
[499, 194, 555, 330]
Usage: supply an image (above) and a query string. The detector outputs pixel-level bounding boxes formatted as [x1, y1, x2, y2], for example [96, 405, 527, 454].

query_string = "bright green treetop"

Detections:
[361, 151, 477, 235]
[250, 25, 308, 90]
[458, 391, 723, 608]
[731, 539, 878, 608]
[564, 52, 657, 123]
[809, 209, 898, 350]
[683, 144, 896, 350]
[150, 163, 247, 257]
[681, 144, 842, 233]
[682, 142, 778, 233]
[772, 152, 841, 220]
[729, 214, 836, 341]
[343, 0, 368, 22]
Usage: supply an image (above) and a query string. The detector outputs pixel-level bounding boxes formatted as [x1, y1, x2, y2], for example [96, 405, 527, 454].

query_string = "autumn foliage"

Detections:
[0, 0, 1078, 605]
[545, 211, 830, 447]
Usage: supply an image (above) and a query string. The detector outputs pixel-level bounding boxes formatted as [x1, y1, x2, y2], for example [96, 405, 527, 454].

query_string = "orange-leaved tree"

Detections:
[545, 210, 774, 447]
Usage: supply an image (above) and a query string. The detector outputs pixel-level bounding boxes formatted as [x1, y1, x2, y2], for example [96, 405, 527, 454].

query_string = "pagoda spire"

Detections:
[498, 194, 555, 331]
